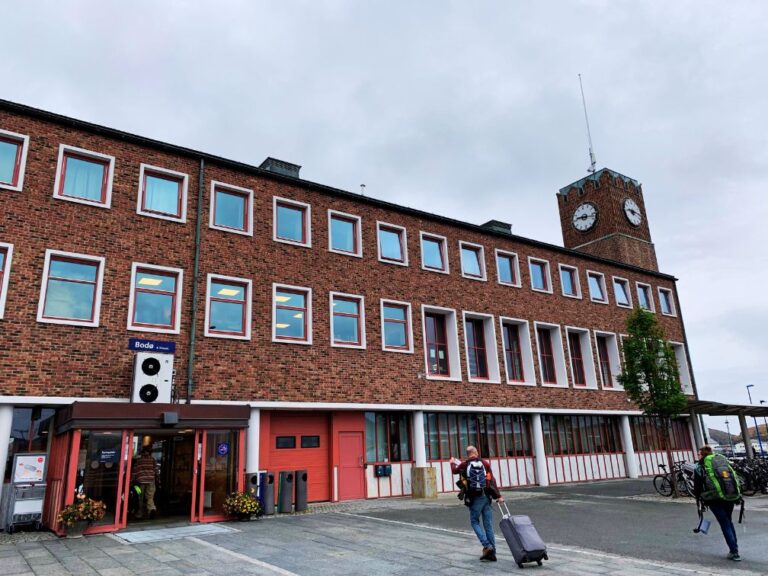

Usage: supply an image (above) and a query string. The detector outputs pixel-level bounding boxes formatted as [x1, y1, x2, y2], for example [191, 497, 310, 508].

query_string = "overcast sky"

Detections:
[4, 1, 767, 435]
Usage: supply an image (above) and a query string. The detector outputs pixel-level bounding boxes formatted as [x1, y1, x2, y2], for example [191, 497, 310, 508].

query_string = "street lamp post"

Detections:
[725, 419, 734, 456]
[746, 384, 765, 457]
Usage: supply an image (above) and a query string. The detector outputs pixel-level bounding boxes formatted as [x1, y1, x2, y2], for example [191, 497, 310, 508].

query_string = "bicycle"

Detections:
[653, 461, 694, 497]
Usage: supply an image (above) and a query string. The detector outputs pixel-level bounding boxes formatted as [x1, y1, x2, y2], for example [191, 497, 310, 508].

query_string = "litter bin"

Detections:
[259, 472, 275, 516]
[277, 471, 294, 513]
[295, 470, 308, 512]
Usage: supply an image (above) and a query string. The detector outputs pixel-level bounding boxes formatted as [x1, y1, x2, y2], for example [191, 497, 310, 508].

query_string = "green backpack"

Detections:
[700, 454, 741, 502]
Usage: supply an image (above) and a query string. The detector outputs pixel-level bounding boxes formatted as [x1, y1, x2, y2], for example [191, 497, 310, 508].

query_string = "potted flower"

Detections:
[223, 489, 262, 520]
[57, 493, 107, 537]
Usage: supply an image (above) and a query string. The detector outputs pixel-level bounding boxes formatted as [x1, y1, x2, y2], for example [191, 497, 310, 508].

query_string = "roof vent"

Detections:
[259, 157, 301, 179]
[481, 220, 512, 235]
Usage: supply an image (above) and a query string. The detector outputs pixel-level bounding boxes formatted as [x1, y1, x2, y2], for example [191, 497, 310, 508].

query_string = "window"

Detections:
[670, 342, 693, 393]
[613, 277, 632, 308]
[568, 332, 586, 386]
[528, 258, 552, 293]
[330, 292, 365, 348]
[423, 412, 533, 460]
[365, 412, 411, 463]
[495, 250, 520, 287]
[381, 300, 413, 353]
[300, 435, 321, 448]
[658, 288, 676, 316]
[37, 250, 105, 327]
[558, 264, 581, 298]
[636, 283, 654, 312]
[0, 243, 12, 319]
[587, 271, 608, 303]
[463, 313, 500, 382]
[377, 222, 408, 265]
[422, 306, 460, 380]
[273, 197, 311, 247]
[204, 274, 251, 339]
[500, 318, 535, 385]
[420, 232, 449, 273]
[53, 145, 115, 208]
[459, 242, 486, 280]
[566, 328, 597, 388]
[210, 181, 253, 235]
[0, 129, 29, 192]
[137, 164, 188, 222]
[535, 323, 566, 386]
[127, 263, 183, 334]
[275, 436, 296, 449]
[595, 332, 621, 389]
[273, 284, 312, 344]
[328, 210, 362, 257]
[542, 415, 622, 456]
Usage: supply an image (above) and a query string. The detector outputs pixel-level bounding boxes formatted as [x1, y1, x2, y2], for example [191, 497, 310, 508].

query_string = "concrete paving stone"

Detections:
[98, 568, 138, 576]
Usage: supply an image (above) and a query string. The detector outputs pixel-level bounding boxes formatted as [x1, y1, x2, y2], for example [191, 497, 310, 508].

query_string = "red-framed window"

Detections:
[503, 323, 525, 382]
[38, 251, 104, 326]
[129, 265, 181, 331]
[205, 275, 249, 338]
[212, 183, 252, 234]
[425, 312, 450, 376]
[596, 334, 613, 388]
[377, 224, 406, 264]
[529, 259, 550, 292]
[365, 412, 412, 463]
[274, 198, 310, 245]
[465, 317, 489, 379]
[274, 286, 310, 343]
[537, 327, 557, 384]
[139, 165, 186, 220]
[329, 211, 361, 256]
[496, 251, 518, 286]
[56, 147, 112, 205]
[424, 412, 534, 460]
[0, 246, 8, 313]
[568, 332, 587, 386]
[331, 294, 363, 346]
[0, 132, 26, 189]
[421, 234, 447, 272]
[542, 415, 623, 455]
[630, 416, 692, 451]
[460, 243, 484, 279]
[382, 302, 410, 351]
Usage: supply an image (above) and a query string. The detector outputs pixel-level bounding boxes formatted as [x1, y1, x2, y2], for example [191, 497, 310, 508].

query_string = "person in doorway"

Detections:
[450, 445, 504, 562]
[693, 445, 742, 562]
[132, 446, 158, 519]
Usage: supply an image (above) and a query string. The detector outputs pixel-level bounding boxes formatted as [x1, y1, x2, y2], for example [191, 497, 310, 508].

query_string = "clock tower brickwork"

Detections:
[557, 168, 658, 271]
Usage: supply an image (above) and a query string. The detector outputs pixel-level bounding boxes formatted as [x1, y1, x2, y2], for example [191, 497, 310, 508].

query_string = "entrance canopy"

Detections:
[687, 399, 768, 417]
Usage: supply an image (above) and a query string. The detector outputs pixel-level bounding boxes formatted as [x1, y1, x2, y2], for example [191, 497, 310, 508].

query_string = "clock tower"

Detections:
[557, 168, 658, 271]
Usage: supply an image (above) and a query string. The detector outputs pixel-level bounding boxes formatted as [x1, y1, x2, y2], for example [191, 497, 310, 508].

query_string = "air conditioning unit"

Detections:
[131, 352, 174, 403]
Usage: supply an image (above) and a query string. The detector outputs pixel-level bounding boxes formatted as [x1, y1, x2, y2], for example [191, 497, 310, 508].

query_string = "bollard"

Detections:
[295, 469, 308, 512]
[277, 471, 294, 513]
[260, 472, 275, 515]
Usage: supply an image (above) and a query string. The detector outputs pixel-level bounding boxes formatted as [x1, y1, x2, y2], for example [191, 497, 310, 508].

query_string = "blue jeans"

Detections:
[468, 494, 496, 549]
[709, 501, 738, 554]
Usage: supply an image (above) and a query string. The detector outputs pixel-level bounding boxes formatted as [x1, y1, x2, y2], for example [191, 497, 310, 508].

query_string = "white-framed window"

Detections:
[330, 292, 365, 348]
[273, 197, 311, 247]
[670, 341, 693, 394]
[136, 164, 188, 223]
[204, 274, 251, 340]
[127, 262, 183, 334]
[210, 181, 253, 235]
[380, 299, 413, 353]
[0, 242, 13, 319]
[587, 270, 608, 304]
[273, 283, 312, 345]
[658, 287, 676, 316]
[377, 222, 408, 266]
[462, 311, 500, 383]
[636, 282, 655, 312]
[499, 318, 536, 385]
[53, 144, 115, 208]
[613, 276, 632, 308]
[534, 321, 567, 387]
[0, 128, 30, 192]
[328, 210, 363, 257]
[459, 241, 486, 281]
[422, 304, 461, 381]
[495, 249, 520, 287]
[420, 232, 450, 274]
[594, 331, 622, 390]
[558, 264, 581, 299]
[528, 257, 552, 293]
[37, 249, 105, 327]
[565, 327, 598, 388]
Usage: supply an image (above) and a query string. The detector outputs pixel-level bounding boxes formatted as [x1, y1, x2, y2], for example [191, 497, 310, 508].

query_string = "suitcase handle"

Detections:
[498, 500, 512, 518]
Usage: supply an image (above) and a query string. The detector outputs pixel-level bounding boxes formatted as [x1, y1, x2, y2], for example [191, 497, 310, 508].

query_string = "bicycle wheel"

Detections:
[738, 472, 758, 497]
[676, 476, 693, 497]
[653, 474, 673, 496]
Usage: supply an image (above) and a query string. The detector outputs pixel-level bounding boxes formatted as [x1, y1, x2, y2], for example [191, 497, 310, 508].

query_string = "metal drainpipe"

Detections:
[186, 158, 205, 402]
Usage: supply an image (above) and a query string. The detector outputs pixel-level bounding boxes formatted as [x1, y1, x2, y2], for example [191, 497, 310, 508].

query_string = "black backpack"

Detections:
[466, 460, 488, 494]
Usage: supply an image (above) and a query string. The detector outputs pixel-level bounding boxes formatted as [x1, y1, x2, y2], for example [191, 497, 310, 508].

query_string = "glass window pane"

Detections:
[379, 228, 403, 261]
[365, 413, 376, 462]
[422, 238, 444, 269]
[461, 247, 481, 276]
[588, 275, 604, 299]
[276, 307, 305, 339]
[50, 259, 97, 282]
[44, 279, 95, 320]
[214, 190, 246, 230]
[63, 156, 105, 201]
[277, 204, 304, 241]
[531, 262, 546, 290]
[333, 298, 358, 315]
[498, 255, 513, 283]
[614, 280, 629, 305]
[333, 315, 358, 343]
[438, 414, 449, 459]
[210, 300, 244, 333]
[561, 268, 575, 295]
[144, 174, 181, 215]
[638, 287, 650, 309]
[384, 321, 406, 347]
[137, 272, 176, 292]
[383, 305, 405, 321]
[0, 140, 19, 184]
[398, 416, 411, 461]
[331, 217, 356, 252]
[135, 292, 173, 326]
[276, 290, 305, 309]
[426, 413, 438, 460]
[211, 281, 245, 302]
[0, 250, 5, 270]
[376, 414, 387, 461]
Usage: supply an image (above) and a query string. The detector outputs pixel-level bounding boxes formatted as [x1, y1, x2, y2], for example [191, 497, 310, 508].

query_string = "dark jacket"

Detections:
[451, 457, 501, 500]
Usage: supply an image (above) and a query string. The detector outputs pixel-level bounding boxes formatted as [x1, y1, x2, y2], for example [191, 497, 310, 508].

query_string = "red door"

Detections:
[339, 432, 365, 500]
[269, 413, 330, 502]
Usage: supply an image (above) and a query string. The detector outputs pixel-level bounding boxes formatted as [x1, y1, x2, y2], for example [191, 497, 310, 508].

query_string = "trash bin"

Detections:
[259, 472, 275, 516]
[277, 471, 294, 513]
[295, 470, 308, 512]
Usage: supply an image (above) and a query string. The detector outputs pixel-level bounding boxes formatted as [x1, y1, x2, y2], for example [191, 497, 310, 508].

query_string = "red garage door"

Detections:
[269, 413, 330, 502]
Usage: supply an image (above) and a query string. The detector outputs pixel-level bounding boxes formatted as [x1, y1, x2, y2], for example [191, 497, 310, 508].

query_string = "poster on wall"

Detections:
[12, 453, 47, 483]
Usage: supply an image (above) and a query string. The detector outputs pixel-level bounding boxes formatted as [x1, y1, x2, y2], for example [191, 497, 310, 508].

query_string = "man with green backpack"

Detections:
[693, 445, 743, 562]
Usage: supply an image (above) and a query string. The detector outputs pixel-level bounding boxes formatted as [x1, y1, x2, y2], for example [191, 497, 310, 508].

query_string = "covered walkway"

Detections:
[688, 399, 768, 458]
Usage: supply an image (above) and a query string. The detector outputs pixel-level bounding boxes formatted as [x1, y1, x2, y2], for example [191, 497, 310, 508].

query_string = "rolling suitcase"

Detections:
[498, 502, 548, 568]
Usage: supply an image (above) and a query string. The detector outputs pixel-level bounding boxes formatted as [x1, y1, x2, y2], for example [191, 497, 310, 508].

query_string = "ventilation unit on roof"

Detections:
[259, 157, 301, 178]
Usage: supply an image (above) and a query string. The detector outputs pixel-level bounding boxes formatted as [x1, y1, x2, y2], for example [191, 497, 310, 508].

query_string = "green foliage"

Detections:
[617, 308, 688, 419]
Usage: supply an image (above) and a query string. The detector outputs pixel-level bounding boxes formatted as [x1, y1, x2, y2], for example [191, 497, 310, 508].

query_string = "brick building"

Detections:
[0, 100, 702, 534]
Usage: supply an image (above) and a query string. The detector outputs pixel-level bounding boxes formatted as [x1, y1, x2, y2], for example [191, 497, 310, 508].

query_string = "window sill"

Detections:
[127, 325, 180, 335]
[274, 237, 312, 248]
[210, 223, 252, 236]
[37, 317, 99, 328]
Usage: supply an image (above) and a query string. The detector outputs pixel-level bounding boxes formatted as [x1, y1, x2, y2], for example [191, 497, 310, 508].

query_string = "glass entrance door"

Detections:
[192, 430, 243, 522]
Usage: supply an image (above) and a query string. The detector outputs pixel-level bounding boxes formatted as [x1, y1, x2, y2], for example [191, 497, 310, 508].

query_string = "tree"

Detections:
[618, 308, 688, 495]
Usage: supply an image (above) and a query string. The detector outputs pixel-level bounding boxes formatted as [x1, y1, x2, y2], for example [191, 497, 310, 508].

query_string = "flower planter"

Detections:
[65, 520, 90, 538]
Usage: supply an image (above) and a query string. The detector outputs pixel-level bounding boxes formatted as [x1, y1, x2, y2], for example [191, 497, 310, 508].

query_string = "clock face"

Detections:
[623, 198, 642, 226]
[572, 202, 597, 231]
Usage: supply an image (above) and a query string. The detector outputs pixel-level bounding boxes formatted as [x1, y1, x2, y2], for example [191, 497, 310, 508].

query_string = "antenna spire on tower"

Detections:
[578, 74, 597, 174]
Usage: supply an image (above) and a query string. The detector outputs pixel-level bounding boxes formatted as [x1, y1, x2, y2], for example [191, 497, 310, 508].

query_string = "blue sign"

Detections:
[216, 443, 230, 456]
[129, 338, 176, 353]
